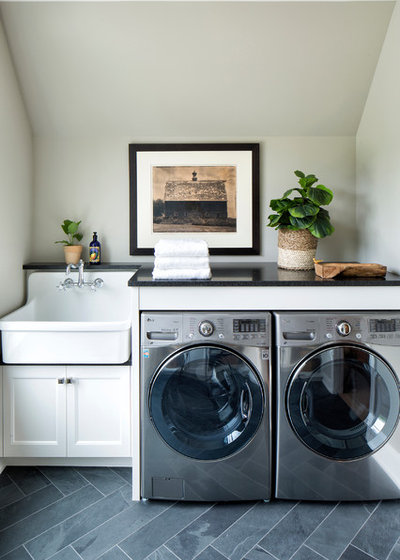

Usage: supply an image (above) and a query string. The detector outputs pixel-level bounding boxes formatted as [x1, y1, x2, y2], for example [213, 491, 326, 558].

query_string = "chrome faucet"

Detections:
[66, 259, 84, 287]
[58, 259, 103, 292]
[78, 259, 85, 288]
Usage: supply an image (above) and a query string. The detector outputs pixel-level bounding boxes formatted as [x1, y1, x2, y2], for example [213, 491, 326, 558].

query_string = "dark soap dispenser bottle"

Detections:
[89, 232, 101, 264]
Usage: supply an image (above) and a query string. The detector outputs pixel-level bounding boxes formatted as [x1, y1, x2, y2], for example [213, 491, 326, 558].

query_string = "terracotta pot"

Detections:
[278, 228, 318, 270]
[63, 245, 83, 265]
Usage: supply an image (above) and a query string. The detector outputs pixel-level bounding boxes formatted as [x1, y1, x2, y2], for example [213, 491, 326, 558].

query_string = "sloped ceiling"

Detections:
[0, 1, 394, 137]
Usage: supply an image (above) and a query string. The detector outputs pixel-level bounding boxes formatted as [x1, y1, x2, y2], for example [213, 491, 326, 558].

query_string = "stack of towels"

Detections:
[152, 239, 211, 280]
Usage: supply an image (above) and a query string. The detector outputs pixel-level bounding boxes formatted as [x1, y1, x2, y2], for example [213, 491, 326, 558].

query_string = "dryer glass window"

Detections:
[149, 345, 264, 460]
[287, 345, 400, 460]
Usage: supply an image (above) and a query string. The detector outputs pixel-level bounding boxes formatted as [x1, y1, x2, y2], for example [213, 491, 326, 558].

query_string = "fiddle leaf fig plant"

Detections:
[55, 219, 83, 246]
[267, 170, 335, 239]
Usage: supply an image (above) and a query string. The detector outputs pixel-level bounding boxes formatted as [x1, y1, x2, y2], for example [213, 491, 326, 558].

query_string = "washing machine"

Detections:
[275, 312, 400, 501]
[140, 312, 271, 501]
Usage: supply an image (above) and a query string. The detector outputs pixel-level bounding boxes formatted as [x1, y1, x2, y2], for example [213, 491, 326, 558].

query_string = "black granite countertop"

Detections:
[23, 262, 141, 271]
[128, 262, 400, 287]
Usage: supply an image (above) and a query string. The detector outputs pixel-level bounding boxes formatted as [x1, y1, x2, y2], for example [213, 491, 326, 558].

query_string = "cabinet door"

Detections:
[67, 366, 131, 457]
[0, 366, 3, 457]
[3, 366, 67, 457]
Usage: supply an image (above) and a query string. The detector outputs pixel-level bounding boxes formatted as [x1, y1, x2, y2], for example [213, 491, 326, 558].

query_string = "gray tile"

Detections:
[258, 502, 334, 560]
[25, 484, 133, 560]
[243, 546, 276, 560]
[5, 467, 51, 495]
[291, 545, 326, 560]
[339, 545, 377, 560]
[49, 546, 82, 559]
[38, 467, 87, 496]
[0, 484, 63, 531]
[194, 546, 228, 560]
[110, 467, 132, 485]
[0, 484, 102, 557]
[213, 500, 296, 560]
[73, 497, 170, 560]
[98, 547, 131, 560]
[306, 502, 371, 560]
[363, 501, 380, 514]
[0, 481, 24, 509]
[388, 542, 400, 560]
[0, 546, 32, 560]
[119, 502, 212, 560]
[352, 500, 400, 560]
[0, 473, 12, 490]
[74, 467, 127, 495]
[147, 546, 180, 560]
[167, 502, 253, 560]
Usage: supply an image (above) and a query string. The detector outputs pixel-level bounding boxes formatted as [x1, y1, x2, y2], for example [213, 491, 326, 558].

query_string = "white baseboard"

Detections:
[1, 457, 132, 467]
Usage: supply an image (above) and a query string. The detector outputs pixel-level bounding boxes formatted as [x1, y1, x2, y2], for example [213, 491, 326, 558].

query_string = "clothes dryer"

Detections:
[140, 312, 271, 501]
[275, 312, 400, 501]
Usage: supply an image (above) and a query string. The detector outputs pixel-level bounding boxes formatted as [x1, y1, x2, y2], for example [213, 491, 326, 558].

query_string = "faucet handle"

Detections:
[64, 278, 74, 290]
[93, 278, 104, 289]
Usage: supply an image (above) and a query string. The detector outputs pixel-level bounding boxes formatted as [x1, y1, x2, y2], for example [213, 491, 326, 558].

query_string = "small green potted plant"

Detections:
[267, 170, 334, 270]
[55, 219, 83, 264]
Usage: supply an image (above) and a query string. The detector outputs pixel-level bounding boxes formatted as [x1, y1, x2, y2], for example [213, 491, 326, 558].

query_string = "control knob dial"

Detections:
[336, 321, 352, 336]
[198, 320, 215, 337]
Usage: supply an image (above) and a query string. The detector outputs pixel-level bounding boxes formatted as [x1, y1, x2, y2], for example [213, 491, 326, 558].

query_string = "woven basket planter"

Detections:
[278, 228, 318, 270]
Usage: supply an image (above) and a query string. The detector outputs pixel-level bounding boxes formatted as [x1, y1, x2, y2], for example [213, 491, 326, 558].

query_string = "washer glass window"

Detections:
[149, 345, 264, 460]
[287, 345, 400, 460]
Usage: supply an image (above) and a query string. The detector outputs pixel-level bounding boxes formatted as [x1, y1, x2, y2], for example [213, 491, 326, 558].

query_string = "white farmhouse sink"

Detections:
[0, 270, 135, 364]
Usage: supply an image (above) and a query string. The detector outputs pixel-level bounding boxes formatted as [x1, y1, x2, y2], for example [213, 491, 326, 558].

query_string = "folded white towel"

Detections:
[154, 239, 209, 257]
[152, 267, 212, 280]
[154, 256, 210, 270]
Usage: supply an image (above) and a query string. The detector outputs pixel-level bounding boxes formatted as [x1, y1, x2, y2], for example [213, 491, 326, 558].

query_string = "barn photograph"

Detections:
[153, 165, 237, 232]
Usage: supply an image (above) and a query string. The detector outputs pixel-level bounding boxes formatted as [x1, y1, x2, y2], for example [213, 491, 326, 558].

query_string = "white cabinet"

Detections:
[3, 366, 67, 457]
[67, 366, 130, 457]
[3, 365, 130, 458]
[0, 366, 3, 457]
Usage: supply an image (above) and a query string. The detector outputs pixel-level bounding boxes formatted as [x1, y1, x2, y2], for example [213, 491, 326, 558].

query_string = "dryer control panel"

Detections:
[276, 312, 400, 346]
[141, 312, 270, 347]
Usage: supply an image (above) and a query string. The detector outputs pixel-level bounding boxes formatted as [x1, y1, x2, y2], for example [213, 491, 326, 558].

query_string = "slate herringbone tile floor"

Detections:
[0, 468, 399, 560]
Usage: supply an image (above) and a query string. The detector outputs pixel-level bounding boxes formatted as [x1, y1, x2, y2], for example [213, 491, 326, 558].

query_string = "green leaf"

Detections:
[55, 240, 69, 245]
[73, 232, 83, 242]
[61, 220, 72, 235]
[289, 202, 319, 218]
[282, 187, 306, 198]
[294, 170, 305, 178]
[270, 198, 293, 212]
[308, 213, 335, 238]
[289, 215, 317, 229]
[307, 185, 333, 206]
[67, 221, 81, 235]
[278, 223, 297, 230]
[304, 175, 318, 188]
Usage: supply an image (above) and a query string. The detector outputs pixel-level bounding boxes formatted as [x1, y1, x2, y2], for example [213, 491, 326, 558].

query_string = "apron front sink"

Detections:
[0, 271, 134, 364]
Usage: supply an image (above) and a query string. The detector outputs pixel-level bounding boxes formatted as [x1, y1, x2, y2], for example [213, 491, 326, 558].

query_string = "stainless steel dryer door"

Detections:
[287, 344, 400, 460]
[149, 344, 264, 460]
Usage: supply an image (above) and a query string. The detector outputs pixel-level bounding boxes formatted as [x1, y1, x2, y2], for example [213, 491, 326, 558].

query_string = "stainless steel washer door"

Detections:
[286, 344, 400, 460]
[149, 344, 264, 460]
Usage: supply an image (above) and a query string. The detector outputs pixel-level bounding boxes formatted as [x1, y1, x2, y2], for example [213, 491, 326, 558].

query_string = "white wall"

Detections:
[0, 17, 32, 315]
[32, 136, 356, 263]
[357, 1, 400, 273]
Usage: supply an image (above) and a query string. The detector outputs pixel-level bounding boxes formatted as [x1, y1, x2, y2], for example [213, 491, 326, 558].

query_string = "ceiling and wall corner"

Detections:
[0, 1, 395, 266]
[0, 14, 33, 316]
[356, 1, 400, 274]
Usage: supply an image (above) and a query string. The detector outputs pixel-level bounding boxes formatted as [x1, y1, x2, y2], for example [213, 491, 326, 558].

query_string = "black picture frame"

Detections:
[129, 143, 260, 255]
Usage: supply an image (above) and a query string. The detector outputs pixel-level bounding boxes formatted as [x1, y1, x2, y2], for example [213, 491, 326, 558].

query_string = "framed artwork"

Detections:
[129, 143, 260, 255]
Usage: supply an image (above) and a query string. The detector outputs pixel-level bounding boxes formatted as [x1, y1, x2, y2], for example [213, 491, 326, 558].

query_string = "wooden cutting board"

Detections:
[314, 261, 387, 279]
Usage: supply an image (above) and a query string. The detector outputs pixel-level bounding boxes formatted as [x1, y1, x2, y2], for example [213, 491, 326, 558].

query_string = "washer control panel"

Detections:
[276, 312, 400, 346]
[141, 312, 270, 346]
